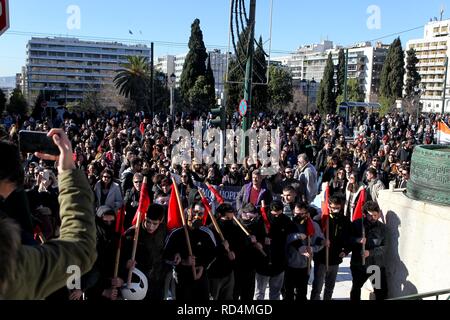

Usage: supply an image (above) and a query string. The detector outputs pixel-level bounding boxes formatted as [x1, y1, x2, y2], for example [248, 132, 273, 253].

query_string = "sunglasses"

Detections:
[134, 180, 143, 183]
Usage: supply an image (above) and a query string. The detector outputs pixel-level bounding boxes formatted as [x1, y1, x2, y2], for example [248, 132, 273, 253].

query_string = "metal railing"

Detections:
[388, 288, 450, 300]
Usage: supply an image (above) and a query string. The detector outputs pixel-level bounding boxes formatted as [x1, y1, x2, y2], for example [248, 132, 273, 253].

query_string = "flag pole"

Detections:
[127, 177, 147, 286]
[198, 189, 225, 241]
[325, 217, 329, 272]
[362, 215, 366, 266]
[307, 235, 312, 274]
[171, 177, 197, 279]
[261, 200, 272, 263]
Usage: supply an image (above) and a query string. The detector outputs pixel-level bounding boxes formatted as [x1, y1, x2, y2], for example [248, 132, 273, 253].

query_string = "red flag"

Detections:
[115, 205, 126, 234]
[260, 205, 271, 233]
[306, 217, 315, 237]
[132, 179, 151, 226]
[352, 188, 366, 222]
[200, 197, 212, 226]
[167, 185, 183, 230]
[207, 184, 224, 204]
[139, 122, 145, 135]
[321, 184, 330, 231]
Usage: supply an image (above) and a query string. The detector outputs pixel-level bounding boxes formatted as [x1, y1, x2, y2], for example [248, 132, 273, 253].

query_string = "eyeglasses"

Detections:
[134, 180, 143, 184]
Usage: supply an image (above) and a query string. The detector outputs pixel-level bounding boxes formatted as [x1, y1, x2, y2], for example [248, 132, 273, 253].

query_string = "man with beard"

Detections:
[233, 203, 267, 300]
[350, 201, 387, 300]
[222, 164, 244, 187]
[310, 195, 351, 300]
[285, 202, 324, 301]
[163, 202, 216, 301]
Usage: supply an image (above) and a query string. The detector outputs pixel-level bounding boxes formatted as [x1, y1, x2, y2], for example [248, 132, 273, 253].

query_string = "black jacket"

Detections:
[255, 213, 296, 276]
[163, 226, 216, 280]
[350, 218, 387, 267]
[314, 213, 351, 266]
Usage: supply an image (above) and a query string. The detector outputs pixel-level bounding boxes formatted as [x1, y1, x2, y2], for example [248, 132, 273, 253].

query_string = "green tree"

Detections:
[317, 52, 336, 114]
[380, 37, 405, 113]
[0, 88, 6, 114]
[114, 56, 150, 112]
[268, 65, 293, 110]
[336, 78, 364, 104]
[180, 18, 208, 108]
[336, 49, 346, 97]
[252, 36, 268, 114]
[7, 88, 28, 116]
[153, 71, 171, 114]
[188, 76, 216, 112]
[405, 47, 421, 97]
[204, 54, 216, 107]
[80, 90, 102, 112]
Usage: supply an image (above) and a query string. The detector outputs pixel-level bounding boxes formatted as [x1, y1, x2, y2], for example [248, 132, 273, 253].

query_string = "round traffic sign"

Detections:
[239, 99, 248, 116]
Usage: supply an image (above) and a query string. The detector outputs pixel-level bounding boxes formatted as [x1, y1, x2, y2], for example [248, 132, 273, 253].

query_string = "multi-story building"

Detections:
[25, 37, 150, 108]
[272, 41, 388, 103]
[155, 55, 175, 76]
[407, 19, 450, 113]
[157, 49, 229, 97]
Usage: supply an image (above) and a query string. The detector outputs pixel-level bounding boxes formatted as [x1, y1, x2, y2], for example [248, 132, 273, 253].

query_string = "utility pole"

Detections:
[343, 48, 349, 104]
[240, 0, 256, 158]
[150, 42, 154, 116]
[242, 0, 256, 133]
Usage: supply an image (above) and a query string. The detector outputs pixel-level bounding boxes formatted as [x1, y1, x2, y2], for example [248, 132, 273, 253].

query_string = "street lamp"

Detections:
[169, 73, 176, 119]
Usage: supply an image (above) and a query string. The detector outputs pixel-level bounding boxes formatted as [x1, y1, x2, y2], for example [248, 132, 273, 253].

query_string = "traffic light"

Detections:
[210, 105, 226, 130]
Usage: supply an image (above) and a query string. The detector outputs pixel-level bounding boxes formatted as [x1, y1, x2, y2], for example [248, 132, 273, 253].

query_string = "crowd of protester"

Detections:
[1, 106, 448, 301]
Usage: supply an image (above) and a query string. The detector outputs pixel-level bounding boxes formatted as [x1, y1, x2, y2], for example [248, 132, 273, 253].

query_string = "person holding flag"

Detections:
[233, 203, 267, 300]
[254, 201, 296, 300]
[120, 203, 168, 300]
[310, 194, 351, 300]
[349, 201, 388, 300]
[163, 199, 217, 301]
[285, 202, 324, 301]
[207, 203, 246, 300]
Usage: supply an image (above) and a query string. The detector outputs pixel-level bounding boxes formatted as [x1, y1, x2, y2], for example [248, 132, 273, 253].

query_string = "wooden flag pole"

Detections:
[198, 189, 225, 241]
[171, 177, 197, 279]
[127, 177, 147, 286]
[325, 217, 329, 272]
[307, 236, 312, 274]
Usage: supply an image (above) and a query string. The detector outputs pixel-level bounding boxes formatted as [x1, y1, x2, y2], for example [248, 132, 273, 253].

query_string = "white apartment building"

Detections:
[155, 55, 175, 77]
[407, 19, 450, 113]
[26, 37, 150, 108]
[157, 49, 229, 97]
[272, 41, 388, 103]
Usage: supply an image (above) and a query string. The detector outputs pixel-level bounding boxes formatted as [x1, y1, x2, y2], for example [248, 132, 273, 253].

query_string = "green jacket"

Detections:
[4, 169, 97, 300]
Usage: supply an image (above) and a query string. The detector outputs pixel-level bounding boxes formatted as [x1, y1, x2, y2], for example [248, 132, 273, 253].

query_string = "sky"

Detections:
[0, 0, 448, 77]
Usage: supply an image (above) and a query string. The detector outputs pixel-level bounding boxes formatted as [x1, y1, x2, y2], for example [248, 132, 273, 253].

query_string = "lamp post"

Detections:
[169, 73, 176, 120]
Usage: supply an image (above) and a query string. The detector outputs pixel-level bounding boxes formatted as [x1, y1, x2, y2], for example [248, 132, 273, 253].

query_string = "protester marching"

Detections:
[0, 107, 448, 301]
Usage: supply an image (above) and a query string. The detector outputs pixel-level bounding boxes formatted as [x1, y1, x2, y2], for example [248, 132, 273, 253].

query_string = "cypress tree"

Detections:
[318, 52, 336, 114]
[405, 47, 421, 97]
[180, 19, 208, 108]
[336, 48, 346, 96]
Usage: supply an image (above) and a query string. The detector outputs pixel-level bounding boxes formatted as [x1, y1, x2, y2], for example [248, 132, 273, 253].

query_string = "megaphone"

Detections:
[121, 268, 148, 300]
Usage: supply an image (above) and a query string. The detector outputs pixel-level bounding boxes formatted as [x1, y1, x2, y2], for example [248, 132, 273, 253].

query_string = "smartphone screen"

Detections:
[19, 131, 60, 156]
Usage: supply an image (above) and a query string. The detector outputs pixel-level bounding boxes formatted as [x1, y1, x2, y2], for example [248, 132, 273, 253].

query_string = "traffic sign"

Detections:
[0, 0, 10, 37]
[239, 99, 248, 116]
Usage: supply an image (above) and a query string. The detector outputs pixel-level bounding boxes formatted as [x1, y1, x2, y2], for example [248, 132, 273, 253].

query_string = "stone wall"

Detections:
[377, 189, 450, 298]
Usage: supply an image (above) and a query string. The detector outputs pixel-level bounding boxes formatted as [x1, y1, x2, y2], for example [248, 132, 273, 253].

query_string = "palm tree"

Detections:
[114, 56, 150, 112]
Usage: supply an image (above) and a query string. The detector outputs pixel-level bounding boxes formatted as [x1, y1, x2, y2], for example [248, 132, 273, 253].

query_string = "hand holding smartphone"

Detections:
[19, 130, 60, 156]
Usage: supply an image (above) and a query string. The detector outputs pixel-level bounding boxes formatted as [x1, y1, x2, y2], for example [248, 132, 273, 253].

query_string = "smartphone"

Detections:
[19, 130, 60, 156]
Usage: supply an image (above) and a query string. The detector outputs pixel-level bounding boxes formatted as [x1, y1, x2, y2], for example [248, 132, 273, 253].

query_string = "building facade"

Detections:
[407, 19, 450, 113]
[156, 49, 229, 97]
[26, 37, 150, 109]
[272, 41, 388, 103]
